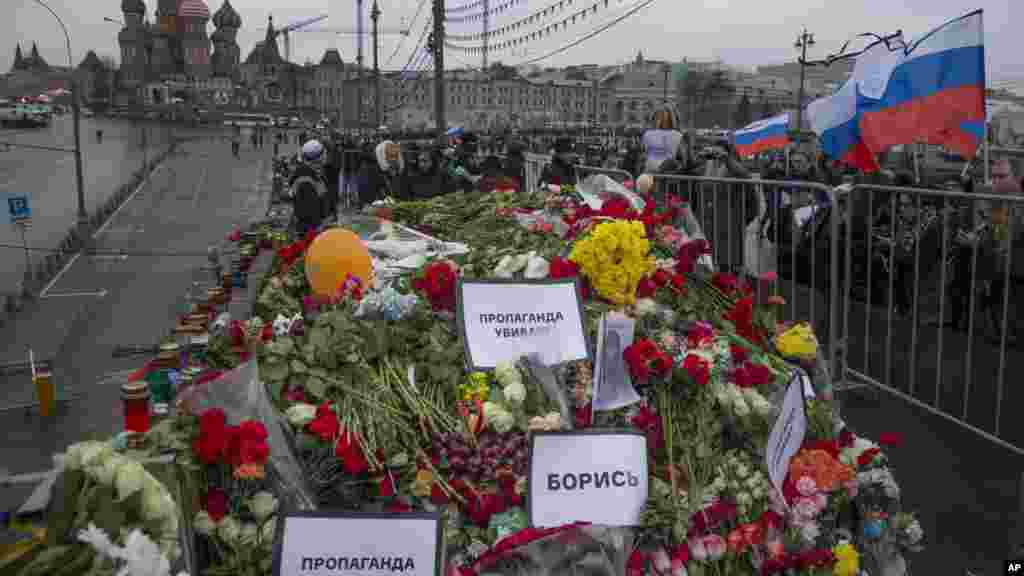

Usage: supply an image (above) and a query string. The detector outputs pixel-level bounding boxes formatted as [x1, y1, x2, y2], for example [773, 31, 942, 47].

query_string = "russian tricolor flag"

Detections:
[858, 10, 986, 159]
[734, 113, 791, 158]
[807, 10, 986, 171]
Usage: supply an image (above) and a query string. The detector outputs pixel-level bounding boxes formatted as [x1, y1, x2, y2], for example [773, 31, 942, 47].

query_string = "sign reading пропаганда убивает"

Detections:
[456, 279, 589, 370]
[271, 512, 442, 576]
[528, 431, 648, 528]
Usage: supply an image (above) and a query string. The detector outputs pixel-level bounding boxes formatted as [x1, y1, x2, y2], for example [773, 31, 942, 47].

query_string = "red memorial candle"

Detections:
[121, 380, 151, 434]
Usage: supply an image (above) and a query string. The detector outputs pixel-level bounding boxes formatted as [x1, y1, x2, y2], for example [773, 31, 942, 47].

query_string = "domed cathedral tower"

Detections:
[210, 0, 241, 79]
[151, 0, 180, 76]
[117, 0, 150, 87]
[178, 0, 212, 79]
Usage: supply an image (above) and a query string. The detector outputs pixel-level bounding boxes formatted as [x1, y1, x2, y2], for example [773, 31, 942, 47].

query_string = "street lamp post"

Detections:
[34, 0, 87, 235]
[794, 28, 815, 143]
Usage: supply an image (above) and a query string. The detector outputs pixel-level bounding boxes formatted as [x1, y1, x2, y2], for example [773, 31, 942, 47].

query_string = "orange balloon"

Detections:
[304, 228, 373, 298]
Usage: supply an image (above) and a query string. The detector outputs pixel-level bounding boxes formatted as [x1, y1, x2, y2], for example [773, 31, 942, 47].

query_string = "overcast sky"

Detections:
[5, 0, 1022, 85]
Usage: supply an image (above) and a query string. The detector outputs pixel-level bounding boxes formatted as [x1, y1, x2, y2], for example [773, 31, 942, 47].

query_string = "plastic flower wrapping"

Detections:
[47, 190, 922, 576]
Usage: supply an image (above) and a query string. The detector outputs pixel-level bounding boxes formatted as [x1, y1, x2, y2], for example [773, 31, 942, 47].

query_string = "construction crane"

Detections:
[294, 25, 411, 36]
[257, 14, 329, 63]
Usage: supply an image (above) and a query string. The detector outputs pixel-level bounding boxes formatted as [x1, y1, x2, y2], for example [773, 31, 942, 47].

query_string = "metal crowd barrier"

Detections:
[830, 183, 1024, 455]
[523, 153, 549, 192]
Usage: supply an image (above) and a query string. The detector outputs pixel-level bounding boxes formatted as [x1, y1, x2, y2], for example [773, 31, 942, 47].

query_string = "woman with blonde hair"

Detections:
[640, 107, 687, 174]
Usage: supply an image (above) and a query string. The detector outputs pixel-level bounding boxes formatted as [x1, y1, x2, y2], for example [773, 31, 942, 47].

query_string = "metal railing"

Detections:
[831, 183, 1024, 455]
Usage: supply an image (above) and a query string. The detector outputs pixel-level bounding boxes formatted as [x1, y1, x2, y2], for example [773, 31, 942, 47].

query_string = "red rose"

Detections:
[630, 405, 664, 452]
[878, 432, 903, 448]
[838, 428, 856, 448]
[626, 550, 647, 576]
[636, 277, 658, 298]
[429, 482, 449, 506]
[335, 431, 369, 475]
[199, 408, 227, 436]
[652, 269, 671, 287]
[675, 239, 711, 275]
[712, 272, 739, 293]
[857, 447, 882, 467]
[670, 273, 687, 294]
[306, 402, 340, 442]
[204, 488, 229, 522]
[730, 345, 750, 364]
[378, 474, 396, 498]
[758, 510, 784, 531]
[683, 355, 710, 386]
[574, 403, 593, 428]
[413, 261, 459, 312]
[650, 353, 673, 377]
[260, 324, 274, 342]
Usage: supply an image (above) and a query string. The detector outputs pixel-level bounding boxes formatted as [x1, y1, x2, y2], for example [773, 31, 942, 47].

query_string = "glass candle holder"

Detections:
[121, 380, 151, 433]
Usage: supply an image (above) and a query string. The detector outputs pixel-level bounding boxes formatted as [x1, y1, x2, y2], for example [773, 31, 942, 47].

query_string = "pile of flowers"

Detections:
[187, 186, 923, 575]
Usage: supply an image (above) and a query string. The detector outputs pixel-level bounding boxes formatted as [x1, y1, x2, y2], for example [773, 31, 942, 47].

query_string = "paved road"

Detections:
[0, 139, 272, 512]
[0, 116, 221, 293]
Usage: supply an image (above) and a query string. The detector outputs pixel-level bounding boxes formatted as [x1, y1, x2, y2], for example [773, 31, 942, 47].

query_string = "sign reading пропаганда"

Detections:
[457, 279, 589, 370]
[528, 431, 648, 528]
[271, 512, 442, 576]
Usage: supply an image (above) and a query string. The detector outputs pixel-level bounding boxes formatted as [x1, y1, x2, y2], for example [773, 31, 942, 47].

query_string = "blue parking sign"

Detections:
[7, 194, 31, 224]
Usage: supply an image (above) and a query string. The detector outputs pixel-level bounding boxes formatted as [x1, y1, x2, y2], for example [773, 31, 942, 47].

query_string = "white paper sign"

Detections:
[765, 374, 808, 499]
[529, 432, 648, 528]
[592, 312, 642, 411]
[273, 513, 441, 576]
[457, 279, 589, 370]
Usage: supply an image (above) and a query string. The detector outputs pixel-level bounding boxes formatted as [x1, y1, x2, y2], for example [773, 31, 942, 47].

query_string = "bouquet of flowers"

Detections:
[1, 440, 183, 576]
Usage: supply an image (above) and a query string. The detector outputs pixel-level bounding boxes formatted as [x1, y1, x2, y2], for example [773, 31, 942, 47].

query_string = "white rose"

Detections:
[503, 381, 527, 405]
[524, 255, 550, 279]
[494, 362, 522, 388]
[79, 442, 115, 469]
[285, 403, 318, 427]
[217, 516, 241, 545]
[115, 460, 147, 501]
[737, 490, 751, 504]
[493, 255, 517, 278]
[634, 298, 658, 316]
[239, 523, 259, 547]
[248, 491, 279, 523]
[193, 511, 217, 536]
[141, 480, 175, 523]
[483, 403, 516, 433]
[512, 253, 530, 272]
[732, 396, 751, 417]
[260, 520, 276, 547]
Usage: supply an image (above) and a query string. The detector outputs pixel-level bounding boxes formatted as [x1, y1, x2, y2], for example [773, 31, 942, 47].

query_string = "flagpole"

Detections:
[984, 121, 991, 184]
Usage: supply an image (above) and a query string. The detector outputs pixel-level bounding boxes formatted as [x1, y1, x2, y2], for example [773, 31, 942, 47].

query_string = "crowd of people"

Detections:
[234, 107, 1020, 344]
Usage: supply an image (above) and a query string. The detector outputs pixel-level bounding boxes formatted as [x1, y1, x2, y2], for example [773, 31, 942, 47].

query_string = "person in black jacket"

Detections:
[290, 140, 329, 234]
[401, 147, 443, 200]
[322, 135, 342, 218]
[540, 137, 578, 187]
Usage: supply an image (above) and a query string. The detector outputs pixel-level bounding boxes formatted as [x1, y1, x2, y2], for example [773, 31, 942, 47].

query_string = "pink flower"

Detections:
[689, 538, 708, 562]
[760, 271, 778, 283]
[845, 480, 859, 498]
[796, 476, 818, 497]
[702, 535, 727, 560]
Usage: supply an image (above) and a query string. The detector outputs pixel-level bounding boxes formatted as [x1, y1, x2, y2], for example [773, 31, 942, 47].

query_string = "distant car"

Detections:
[290, 116, 300, 124]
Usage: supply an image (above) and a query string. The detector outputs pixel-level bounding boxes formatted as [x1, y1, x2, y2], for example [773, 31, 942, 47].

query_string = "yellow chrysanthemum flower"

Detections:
[569, 220, 655, 306]
[458, 372, 491, 402]
[832, 543, 859, 576]
[776, 322, 818, 361]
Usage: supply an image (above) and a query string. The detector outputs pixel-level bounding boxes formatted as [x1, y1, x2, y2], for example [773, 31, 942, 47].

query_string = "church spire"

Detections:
[13, 44, 23, 70]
